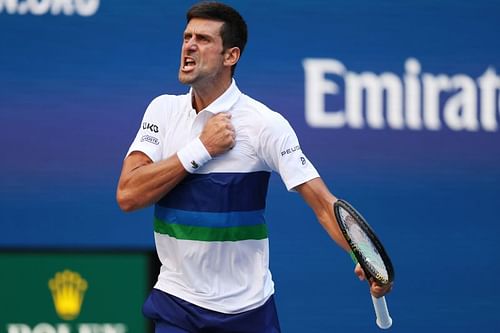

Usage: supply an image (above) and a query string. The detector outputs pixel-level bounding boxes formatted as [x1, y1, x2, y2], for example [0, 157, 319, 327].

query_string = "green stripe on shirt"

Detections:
[154, 218, 268, 242]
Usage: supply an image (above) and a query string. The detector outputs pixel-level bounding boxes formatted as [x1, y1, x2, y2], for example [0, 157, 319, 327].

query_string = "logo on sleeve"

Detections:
[142, 122, 159, 133]
[140, 135, 160, 145]
[280, 145, 301, 156]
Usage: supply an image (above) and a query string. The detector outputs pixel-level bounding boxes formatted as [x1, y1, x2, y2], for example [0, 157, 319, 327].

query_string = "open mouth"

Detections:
[182, 57, 196, 71]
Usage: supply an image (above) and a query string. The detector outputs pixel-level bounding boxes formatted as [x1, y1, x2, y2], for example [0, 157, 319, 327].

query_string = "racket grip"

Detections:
[371, 295, 393, 329]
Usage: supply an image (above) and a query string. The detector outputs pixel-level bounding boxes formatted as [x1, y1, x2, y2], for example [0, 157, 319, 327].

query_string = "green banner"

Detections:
[0, 251, 152, 333]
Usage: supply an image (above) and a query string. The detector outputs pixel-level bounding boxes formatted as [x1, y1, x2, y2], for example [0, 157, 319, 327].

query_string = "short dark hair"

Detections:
[187, 1, 248, 75]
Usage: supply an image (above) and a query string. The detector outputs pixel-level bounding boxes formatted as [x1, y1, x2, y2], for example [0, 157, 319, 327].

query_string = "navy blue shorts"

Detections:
[142, 289, 281, 333]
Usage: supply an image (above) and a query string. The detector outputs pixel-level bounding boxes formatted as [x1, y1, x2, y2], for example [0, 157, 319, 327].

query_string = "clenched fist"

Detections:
[200, 112, 236, 157]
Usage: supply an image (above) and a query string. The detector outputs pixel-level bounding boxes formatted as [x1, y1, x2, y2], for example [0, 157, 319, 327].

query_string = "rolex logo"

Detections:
[48, 270, 88, 320]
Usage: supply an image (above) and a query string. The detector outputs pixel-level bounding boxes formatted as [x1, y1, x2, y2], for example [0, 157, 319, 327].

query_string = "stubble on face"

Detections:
[178, 18, 226, 87]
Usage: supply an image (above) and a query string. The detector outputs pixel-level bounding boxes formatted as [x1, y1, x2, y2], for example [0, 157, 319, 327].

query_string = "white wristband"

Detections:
[177, 137, 212, 173]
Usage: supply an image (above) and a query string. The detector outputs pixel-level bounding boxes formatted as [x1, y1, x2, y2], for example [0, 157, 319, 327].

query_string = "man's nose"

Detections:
[185, 37, 197, 50]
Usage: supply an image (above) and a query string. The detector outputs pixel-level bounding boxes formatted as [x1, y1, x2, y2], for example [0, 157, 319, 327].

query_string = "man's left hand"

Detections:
[354, 263, 393, 298]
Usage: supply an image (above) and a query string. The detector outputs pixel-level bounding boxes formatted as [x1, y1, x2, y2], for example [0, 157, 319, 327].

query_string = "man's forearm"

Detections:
[116, 152, 188, 212]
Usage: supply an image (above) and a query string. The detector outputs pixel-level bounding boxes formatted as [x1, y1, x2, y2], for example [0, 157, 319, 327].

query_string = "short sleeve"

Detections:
[256, 112, 319, 191]
[126, 95, 167, 162]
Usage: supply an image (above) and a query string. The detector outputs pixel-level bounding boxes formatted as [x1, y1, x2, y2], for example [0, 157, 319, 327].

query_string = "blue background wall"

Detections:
[1, 1, 499, 332]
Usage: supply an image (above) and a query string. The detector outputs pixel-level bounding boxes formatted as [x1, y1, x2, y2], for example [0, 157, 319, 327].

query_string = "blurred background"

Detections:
[1, 0, 499, 332]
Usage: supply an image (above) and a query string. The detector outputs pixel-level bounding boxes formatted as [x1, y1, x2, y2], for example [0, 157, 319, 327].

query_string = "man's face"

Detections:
[178, 18, 226, 86]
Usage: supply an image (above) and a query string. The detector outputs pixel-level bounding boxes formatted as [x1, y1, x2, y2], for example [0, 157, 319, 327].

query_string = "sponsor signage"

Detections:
[0, 0, 100, 16]
[0, 251, 151, 333]
[304, 58, 500, 132]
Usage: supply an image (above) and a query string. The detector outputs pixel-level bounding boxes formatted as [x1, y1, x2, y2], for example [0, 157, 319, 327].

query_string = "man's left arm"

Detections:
[295, 177, 349, 251]
[295, 178, 392, 298]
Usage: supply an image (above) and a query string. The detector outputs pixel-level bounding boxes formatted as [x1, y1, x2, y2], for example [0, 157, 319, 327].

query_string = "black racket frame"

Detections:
[333, 199, 395, 285]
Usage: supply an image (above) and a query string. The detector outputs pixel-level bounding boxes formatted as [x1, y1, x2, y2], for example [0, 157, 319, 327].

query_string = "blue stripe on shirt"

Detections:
[154, 207, 265, 228]
[156, 171, 271, 212]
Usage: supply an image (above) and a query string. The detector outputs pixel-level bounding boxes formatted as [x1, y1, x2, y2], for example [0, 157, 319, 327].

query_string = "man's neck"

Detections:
[191, 77, 232, 113]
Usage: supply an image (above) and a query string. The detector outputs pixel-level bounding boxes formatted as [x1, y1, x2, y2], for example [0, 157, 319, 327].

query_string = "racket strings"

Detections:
[339, 207, 389, 283]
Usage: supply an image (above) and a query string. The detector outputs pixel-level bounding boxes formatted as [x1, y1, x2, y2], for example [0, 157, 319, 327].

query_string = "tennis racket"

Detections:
[333, 199, 394, 329]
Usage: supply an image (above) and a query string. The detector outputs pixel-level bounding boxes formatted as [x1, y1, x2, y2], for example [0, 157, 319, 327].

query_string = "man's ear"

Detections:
[223, 47, 241, 67]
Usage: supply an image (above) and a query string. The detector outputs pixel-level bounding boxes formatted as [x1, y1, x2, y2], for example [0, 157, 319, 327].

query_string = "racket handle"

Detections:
[371, 295, 393, 329]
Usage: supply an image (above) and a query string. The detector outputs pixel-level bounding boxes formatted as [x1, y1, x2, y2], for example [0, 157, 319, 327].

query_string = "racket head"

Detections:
[333, 199, 394, 285]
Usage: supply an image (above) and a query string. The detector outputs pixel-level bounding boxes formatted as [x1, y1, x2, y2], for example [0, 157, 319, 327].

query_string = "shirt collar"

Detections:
[189, 79, 241, 114]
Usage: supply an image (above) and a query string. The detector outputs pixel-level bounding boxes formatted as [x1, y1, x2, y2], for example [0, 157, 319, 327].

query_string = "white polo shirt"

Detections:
[127, 80, 319, 314]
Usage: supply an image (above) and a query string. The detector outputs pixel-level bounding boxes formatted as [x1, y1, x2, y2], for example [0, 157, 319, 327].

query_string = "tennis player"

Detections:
[116, 2, 392, 332]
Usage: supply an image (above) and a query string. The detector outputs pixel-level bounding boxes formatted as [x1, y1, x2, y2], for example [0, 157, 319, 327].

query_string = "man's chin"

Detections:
[178, 72, 195, 85]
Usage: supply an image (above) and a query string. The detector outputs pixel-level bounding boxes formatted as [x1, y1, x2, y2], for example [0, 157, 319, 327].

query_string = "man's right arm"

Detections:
[116, 151, 187, 212]
[116, 112, 236, 212]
